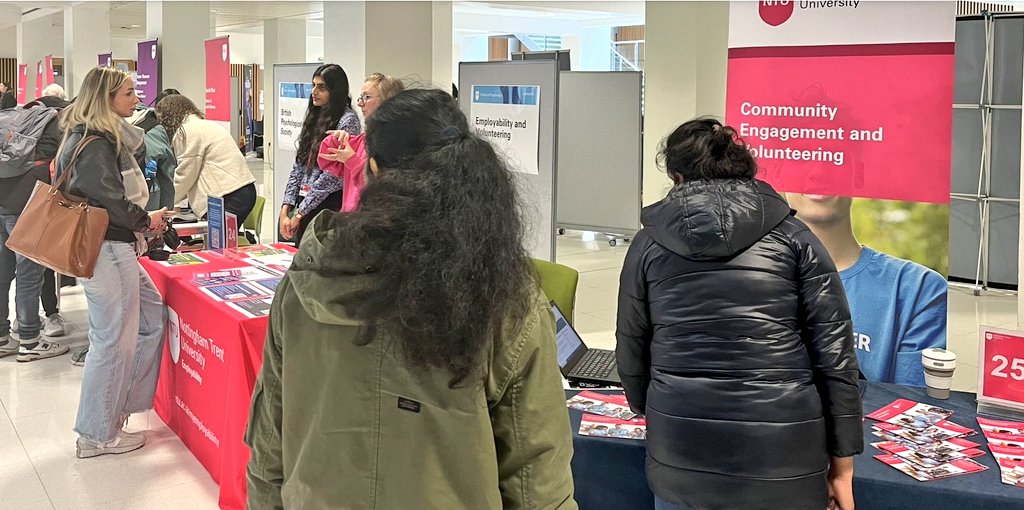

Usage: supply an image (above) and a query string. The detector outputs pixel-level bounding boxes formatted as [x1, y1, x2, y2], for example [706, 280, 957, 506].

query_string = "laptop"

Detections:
[551, 301, 622, 387]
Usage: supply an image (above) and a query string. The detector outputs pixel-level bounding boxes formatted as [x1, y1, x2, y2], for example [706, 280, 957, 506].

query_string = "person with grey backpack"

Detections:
[0, 100, 72, 362]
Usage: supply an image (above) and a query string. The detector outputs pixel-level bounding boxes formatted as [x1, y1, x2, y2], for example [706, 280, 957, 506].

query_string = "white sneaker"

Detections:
[76, 430, 147, 458]
[42, 314, 66, 337]
[0, 335, 18, 359]
[16, 337, 70, 362]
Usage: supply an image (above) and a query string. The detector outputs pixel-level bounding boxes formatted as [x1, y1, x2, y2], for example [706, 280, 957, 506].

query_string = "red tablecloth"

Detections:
[140, 245, 293, 510]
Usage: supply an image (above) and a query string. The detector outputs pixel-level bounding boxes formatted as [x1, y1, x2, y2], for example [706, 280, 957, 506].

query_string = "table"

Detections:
[567, 383, 1024, 510]
[141, 245, 293, 510]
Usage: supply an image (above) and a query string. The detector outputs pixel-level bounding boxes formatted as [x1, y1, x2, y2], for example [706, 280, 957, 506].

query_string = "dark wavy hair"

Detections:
[296, 64, 351, 167]
[325, 89, 535, 385]
[155, 94, 204, 145]
[658, 117, 758, 182]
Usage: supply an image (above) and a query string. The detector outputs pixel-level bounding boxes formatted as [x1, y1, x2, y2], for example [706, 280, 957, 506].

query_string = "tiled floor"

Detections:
[1, 189, 1017, 508]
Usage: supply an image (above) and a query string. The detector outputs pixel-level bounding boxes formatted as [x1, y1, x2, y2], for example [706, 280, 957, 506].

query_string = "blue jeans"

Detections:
[75, 241, 166, 443]
[655, 496, 693, 510]
[0, 213, 45, 339]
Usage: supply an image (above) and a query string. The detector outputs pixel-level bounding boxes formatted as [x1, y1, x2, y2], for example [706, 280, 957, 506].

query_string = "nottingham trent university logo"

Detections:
[760, 1, 794, 26]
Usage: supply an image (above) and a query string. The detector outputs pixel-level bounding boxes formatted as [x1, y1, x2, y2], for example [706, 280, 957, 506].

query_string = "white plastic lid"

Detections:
[922, 348, 957, 370]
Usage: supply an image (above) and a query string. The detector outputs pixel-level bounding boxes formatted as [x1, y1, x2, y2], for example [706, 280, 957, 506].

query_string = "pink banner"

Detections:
[725, 2, 955, 204]
[99, 53, 113, 68]
[205, 37, 231, 122]
[17, 64, 27, 104]
[44, 55, 54, 87]
[35, 60, 42, 99]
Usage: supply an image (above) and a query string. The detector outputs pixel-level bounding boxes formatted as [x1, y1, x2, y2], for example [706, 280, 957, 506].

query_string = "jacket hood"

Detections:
[287, 212, 380, 326]
[641, 179, 792, 260]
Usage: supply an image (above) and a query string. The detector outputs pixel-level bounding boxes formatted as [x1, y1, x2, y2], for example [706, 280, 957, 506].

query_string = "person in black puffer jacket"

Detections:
[616, 118, 863, 510]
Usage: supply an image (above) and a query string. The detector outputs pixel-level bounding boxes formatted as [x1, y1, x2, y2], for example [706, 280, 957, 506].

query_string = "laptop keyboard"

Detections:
[571, 350, 616, 378]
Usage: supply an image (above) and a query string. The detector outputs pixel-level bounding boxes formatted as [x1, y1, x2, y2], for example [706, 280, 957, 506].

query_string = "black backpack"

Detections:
[0, 105, 59, 179]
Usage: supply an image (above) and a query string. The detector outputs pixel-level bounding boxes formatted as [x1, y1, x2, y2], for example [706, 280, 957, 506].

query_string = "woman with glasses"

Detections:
[278, 64, 361, 245]
[319, 72, 404, 212]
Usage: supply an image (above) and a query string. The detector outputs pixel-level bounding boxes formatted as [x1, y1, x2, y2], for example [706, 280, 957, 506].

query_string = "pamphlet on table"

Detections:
[567, 391, 637, 420]
[578, 414, 646, 440]
[868, 399, 989, 482]
[975, 416, 1024, 487]
[160, 253, 209, 267]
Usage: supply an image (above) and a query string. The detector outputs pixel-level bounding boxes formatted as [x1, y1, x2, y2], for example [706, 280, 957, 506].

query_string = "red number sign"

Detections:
[979, 327, 1024, 409]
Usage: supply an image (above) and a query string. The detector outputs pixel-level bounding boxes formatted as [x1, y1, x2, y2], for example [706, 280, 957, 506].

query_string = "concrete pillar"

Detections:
[64, 1, 111, 97]
[147, 0, 211, 108]
[0, 8, 18, 59]
[324, 1, 453, 92]
[324, 0, 366, 98]
[642, 1, 729, 205]
[262, 18, 306, 167]
[431, 1, 453, 91]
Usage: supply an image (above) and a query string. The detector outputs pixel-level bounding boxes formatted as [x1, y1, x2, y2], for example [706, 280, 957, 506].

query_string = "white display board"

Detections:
[469, 85, 541, 175]
[272, 63, 321, 241]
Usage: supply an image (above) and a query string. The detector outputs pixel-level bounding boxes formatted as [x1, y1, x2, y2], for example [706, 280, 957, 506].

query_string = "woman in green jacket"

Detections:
[245, 89, 578, 510]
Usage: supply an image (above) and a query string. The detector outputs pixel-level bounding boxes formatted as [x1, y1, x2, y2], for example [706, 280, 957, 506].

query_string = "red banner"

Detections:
[44, 55, 54, 87]
[205, 37, 231, 123]
[725, 2, 955, 204]
[35, 60, 42, 99]
[17, 64, 27, 104]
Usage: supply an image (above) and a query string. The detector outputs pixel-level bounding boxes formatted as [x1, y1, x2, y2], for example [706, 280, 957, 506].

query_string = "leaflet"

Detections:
[200, 281, 275, 302]
[989, 444, 1024, 466]
[874, 454, 988, 482]
[873, 421, 976, 445]
[985, 431, 1024, 448]
[977, 417, 1024, 437]
[871, 440, 984, 468]
[236, 245, 290, 258]
[192, 266, 281, 286]
[578, 414, 647, 440]
[997, 459, 1024, 487]
[566, 391, 637, 420]
[160, 253, 208, 266]
[227, 296, 274, 318]
[867, 399, 954, 430]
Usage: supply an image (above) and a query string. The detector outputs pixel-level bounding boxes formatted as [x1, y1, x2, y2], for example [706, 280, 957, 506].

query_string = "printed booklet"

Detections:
[566, 391, 637, 420]
[875, 454, 988, 481]
[578, 414, 646, 440]
[867, 399, 954, 430]
[871, 439, 985, 467]
[872, 421, 976, 445]
[977, 417, 1024, 437]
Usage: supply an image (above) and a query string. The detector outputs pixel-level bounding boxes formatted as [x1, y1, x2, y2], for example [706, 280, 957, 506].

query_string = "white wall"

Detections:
[306, 36, 323, 63]
[110, 36, 138, 60]
[21, 16, 63, 100]
[0, 25, 16, 58]
[224, 32, 263, 64]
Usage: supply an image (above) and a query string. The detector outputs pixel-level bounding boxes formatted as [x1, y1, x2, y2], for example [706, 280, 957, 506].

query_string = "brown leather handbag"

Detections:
[5, 135, 109, 278]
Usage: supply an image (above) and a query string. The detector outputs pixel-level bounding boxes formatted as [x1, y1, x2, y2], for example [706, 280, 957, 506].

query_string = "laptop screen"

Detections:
[551, 302, 586, 368]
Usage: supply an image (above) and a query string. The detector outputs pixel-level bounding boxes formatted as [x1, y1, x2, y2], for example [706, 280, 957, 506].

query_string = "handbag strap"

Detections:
[52, 135, 101, 195]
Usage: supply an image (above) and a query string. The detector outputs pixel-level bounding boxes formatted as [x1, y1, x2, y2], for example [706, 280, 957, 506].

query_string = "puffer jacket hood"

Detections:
[641, 179, 792, 260]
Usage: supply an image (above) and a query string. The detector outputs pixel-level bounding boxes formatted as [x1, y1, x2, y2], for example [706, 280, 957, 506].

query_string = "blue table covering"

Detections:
[567, 382, 1024, 510]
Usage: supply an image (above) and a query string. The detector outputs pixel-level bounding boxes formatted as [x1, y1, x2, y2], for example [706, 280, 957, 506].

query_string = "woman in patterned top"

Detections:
[279, 64, 361, 245]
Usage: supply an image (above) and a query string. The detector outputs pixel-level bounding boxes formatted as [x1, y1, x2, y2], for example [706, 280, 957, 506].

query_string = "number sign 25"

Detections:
[980, 327, 1024, 408]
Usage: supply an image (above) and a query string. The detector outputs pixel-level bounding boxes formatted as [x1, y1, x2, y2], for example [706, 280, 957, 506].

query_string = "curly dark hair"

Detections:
[155, 94, 204, 146]
[658, 117, 758, 183]
[325, 89, 536, 385]
[296, 63, 351, 167]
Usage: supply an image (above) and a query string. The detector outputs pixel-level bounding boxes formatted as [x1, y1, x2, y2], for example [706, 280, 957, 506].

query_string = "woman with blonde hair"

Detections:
[54, 67, 169, 458]
[318, 72, 404, 212]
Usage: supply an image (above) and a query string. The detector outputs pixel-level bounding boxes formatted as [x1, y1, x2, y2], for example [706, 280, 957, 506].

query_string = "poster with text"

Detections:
[98, 53, 112, 68]
[204, 37, 231, 130]
[277, 82, 312, 151]
[136, 39, 159, 106]
[17, 64, 26, 104]
[726, 2, 954, 387]
[34, 61, 42, 99]
[470, 85, 540, 175]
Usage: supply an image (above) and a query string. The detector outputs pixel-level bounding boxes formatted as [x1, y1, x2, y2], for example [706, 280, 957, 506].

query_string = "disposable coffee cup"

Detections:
[922, 348, 957, 400]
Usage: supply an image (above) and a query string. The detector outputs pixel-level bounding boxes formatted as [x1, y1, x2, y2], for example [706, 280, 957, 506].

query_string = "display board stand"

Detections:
[271, 63, 321, 242]
[459, 60, 560, 261]
[556, 71, 642, 244]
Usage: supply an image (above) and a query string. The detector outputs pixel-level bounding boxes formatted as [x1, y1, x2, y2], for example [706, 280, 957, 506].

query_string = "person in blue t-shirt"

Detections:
[787, 193, 947, 386]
